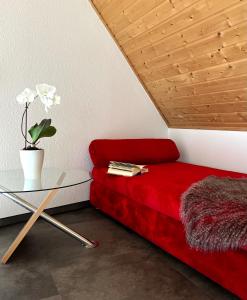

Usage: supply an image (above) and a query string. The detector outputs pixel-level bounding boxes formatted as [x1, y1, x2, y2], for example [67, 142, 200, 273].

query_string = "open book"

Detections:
[107, 161, 148, 177]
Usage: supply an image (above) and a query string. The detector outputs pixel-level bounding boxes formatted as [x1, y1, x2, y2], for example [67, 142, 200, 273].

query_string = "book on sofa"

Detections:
[107, 161, 148, 177]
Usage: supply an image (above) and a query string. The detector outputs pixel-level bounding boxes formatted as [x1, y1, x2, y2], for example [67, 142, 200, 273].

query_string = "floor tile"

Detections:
[0, 208, 238, 300]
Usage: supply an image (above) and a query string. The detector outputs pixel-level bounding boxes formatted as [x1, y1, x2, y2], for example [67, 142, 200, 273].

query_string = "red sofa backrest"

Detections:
[89, 139, 180, 167]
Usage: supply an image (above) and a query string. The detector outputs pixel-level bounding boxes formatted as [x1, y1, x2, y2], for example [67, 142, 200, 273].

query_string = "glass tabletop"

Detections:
[0, 168, 91, 194]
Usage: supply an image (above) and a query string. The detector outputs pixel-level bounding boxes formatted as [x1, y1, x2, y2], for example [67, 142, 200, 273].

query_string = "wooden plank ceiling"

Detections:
[91, 0, 247, 130]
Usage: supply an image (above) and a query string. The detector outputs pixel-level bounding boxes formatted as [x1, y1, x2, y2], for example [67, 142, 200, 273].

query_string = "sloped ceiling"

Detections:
[91, 0, 247, 131]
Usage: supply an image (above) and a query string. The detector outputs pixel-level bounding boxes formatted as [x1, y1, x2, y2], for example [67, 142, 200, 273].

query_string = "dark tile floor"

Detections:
[0, 208, 238, 300]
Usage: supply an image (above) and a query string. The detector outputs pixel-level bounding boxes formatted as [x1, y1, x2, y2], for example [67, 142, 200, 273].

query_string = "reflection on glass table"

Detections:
[0, 168, 91, 193]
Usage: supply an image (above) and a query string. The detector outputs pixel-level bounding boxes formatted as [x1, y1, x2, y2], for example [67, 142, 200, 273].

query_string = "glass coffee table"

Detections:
[0, 168, 98, 264]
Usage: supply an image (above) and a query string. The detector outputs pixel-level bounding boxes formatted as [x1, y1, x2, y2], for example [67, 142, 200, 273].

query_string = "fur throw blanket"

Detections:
[180, 176, 247, 252]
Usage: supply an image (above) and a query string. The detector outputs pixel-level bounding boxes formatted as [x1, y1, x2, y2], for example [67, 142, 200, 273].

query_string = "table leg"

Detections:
[1, 173, 98, 264]
[2, 187, 61, 264]
[0, 191, 97, 248]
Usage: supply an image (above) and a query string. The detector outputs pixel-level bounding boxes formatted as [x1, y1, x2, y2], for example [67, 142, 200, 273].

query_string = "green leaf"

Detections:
[28, 123, 38, 133]
[39, 126, 56, 139]
[28, 124, 39, 143]
[40, 118, 51, 127]
[28, 119, 56, 144]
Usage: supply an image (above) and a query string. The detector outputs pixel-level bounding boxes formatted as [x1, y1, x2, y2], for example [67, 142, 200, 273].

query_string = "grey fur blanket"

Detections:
[180, 176, 247, 252]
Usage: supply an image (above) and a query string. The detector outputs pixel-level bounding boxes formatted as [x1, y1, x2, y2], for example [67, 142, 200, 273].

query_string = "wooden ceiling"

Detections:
[91, 0, 247, 130]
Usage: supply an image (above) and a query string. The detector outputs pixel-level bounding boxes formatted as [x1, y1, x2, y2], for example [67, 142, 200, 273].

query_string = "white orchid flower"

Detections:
[54, 95, 61, 104]
[16, 88, 37, 105]
[36, 84, 61, 112]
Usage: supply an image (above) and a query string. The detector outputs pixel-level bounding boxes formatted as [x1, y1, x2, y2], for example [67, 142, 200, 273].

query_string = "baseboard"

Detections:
[0, 200, 91, 228]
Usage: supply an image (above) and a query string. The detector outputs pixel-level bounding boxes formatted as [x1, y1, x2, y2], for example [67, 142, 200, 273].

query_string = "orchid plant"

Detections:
[17, 84, 60, 150]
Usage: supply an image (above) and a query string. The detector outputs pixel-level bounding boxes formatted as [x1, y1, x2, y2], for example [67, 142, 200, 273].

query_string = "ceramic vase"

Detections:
[20, 149, 44, 180]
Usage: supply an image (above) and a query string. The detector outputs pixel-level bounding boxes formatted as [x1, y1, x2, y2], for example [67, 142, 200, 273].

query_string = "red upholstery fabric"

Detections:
[92, 162, 245, 221]
[90, 183, 247, 299]
[89, 139, 247, 299]
[89, 139, 180, 167]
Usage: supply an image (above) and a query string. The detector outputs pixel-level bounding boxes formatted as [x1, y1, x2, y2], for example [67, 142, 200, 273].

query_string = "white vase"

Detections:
[20, 149, 44, 180]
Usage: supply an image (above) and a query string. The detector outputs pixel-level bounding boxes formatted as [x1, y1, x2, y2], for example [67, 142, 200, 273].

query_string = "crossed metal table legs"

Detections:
[0, 173, 98, 264]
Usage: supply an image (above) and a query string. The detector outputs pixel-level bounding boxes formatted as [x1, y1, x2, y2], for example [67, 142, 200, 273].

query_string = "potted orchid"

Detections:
[17, 84, 60, 179]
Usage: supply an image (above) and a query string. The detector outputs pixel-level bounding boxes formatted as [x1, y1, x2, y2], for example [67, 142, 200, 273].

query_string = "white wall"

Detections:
[169, 129, 247, 173]
[0, 0, 167, 218]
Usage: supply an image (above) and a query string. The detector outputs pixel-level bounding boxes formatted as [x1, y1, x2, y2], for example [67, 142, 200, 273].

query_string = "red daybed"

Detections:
[89, 139, 247, 299]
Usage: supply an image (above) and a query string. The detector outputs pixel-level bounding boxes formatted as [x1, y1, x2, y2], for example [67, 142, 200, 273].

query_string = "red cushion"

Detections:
[89, 139, 180, 167]
[92, 162, 246, 221]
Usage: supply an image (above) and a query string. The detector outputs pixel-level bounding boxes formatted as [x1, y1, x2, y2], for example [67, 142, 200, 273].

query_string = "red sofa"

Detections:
[89, 139, 247, 299]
